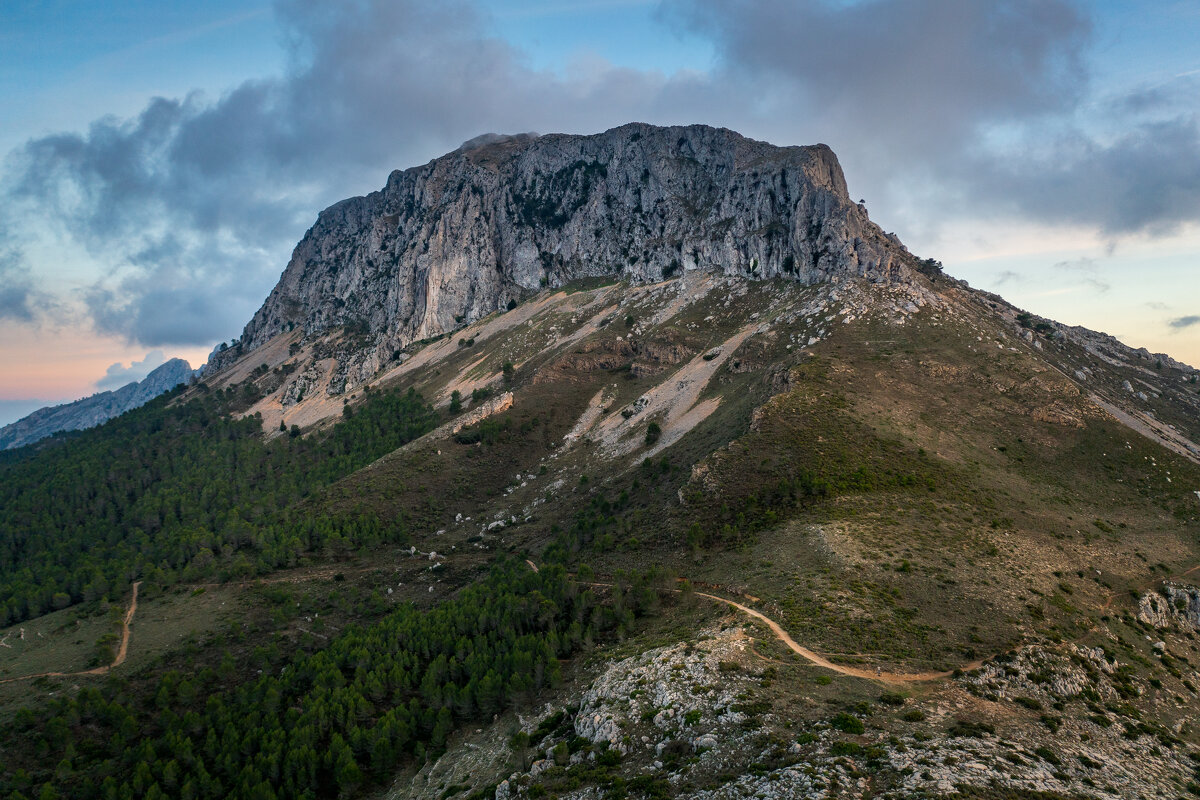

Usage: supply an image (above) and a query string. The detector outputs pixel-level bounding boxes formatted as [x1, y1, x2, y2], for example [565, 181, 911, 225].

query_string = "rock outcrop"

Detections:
[1138, 583, 1200, 630]
[213, 123, 913, 373]
[0, 358, 194, 450]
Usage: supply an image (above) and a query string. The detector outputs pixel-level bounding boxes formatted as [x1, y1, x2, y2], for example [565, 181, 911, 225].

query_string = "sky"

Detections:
[1, 0, 1198, 425]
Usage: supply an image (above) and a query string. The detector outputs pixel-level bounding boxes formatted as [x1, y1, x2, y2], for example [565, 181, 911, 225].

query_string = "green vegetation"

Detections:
[0, 561, 663, 799]
[830, 712, 865, 734]
[0, 385, 438, 625]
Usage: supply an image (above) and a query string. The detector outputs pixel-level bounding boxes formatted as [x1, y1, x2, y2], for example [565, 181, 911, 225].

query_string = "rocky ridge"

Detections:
[0, 358, 194, 450]
[423, 625, 1200, 800]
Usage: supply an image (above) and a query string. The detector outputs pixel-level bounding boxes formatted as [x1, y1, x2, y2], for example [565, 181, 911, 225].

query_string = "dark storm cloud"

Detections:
[959, 115, 1200, 235]
[1169, 315, 1200, 330]
[3, 0, 1199, 351]
[662, 0, 1090, 160]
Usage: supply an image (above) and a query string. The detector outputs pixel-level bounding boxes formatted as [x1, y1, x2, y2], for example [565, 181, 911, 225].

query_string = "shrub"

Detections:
[1034, 746, 1062, 766]
[645, 421, 662, 446]
[831, 713, 864, 735]
[947, 719, 994, 738]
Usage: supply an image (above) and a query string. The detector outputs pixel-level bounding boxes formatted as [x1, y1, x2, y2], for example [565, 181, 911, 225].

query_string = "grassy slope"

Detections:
[4, 271, 1200, 798]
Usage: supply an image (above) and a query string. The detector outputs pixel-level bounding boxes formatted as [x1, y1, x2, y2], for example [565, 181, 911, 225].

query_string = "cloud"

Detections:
[1169, 315, 1200, 330]
[661, 1, 1200, 238]
[1050, 256, 1108, 292]
[960, 115, 1200, 236]
[662, 0, 1090, 162]
[3, 0, 734, 348]
[1052, 257, 1096, 272]
[994, 270, 1023, 285]
[0, 252, 36, 323]
[95, 350, 166, 391]
[1, 0, 1198, 355]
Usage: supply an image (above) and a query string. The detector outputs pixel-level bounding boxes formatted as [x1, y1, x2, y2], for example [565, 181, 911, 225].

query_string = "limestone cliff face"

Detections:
[228, 123, 911, 365]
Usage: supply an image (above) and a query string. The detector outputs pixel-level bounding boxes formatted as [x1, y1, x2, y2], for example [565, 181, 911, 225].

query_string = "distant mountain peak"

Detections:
[0, 357, 195, 450]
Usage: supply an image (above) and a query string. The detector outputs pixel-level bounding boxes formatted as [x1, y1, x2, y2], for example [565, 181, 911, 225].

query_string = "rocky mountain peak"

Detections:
[216, 124, 914, 374]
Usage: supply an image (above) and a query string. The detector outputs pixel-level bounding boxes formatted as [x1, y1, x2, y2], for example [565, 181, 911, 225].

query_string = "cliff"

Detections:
[215, 124, 912, 371]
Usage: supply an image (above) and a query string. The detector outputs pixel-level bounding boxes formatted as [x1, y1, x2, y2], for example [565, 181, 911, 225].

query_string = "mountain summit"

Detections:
[219, 124, 914, 372]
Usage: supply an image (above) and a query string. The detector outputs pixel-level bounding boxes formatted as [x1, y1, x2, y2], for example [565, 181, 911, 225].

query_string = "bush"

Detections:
[645, 422, 662, 447]
[947, 719, 994, 738]
[1034, 746, 1062, 766]
[831, 713, 864, 735]
[830, 741, 863, 757]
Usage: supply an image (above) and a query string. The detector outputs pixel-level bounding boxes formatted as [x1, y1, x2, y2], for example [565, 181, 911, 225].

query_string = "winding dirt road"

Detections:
[576, 574, 976, 683]
[692, 590, 981, 683]
[0, 581, 140, 685]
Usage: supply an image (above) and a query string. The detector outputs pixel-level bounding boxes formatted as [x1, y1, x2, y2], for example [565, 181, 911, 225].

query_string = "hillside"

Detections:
[2, 125, 1200, 800]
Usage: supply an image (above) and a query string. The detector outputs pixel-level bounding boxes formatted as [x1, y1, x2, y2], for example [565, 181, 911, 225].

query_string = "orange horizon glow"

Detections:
[0, 321, 213, 402]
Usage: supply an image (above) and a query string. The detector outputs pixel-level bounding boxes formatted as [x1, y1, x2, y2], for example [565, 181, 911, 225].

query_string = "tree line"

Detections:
[0, 561, 670, 800]
[0, 384, 439, 625]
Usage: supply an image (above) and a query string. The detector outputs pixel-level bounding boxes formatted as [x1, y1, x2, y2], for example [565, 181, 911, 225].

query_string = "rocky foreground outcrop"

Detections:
[215, 123, 914, 372]
[0, 358, 194, 449]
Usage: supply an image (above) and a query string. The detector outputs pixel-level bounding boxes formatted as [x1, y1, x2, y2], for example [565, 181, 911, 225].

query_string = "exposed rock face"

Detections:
[1138, 583, 1200, 630]
[217, 123, 912, 372]
[0, 358, 194, 450]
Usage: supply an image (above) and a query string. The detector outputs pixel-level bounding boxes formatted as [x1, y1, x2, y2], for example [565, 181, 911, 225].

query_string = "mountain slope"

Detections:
[2, 125, 1200, 800]
[0, 357, 194, 449]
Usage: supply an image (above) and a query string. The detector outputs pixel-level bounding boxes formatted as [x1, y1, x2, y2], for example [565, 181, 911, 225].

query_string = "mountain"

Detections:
[0, 357, 194, 449]
[208, 123, 915, 381]
[3, 125, 1200, 800]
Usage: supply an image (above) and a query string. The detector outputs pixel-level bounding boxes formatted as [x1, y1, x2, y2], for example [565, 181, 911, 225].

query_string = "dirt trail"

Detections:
[575, 573, 976, 683]
[692, 590, 979, 683]
[0, 581, 141, 685]
[1100, 562, 1200, 611]
[104, 581, 140, 671]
